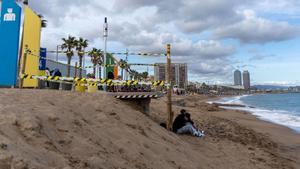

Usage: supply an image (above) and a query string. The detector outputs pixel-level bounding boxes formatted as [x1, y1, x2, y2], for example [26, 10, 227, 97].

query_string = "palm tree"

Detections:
[75, 37, 88, 78]
[61, 35, 76, 77]
[88, 48, 103, 77]
[141, 72, 148, 80]
[119, 59, 127, 80]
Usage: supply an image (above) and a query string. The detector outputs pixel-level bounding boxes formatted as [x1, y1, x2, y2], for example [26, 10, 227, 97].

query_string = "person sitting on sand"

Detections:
[173, 110, 204, 137]
[172, 109, 187, 133]
[52, 68, 62, 77]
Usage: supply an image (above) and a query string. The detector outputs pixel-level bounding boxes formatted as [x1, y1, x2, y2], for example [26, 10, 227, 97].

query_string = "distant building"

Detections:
[288, 86, 300, 92]
[234, 70, 242, 86]
[243, 70, 251, 90]
[154, 63, 188, 89]
[46, 60, 86, 77]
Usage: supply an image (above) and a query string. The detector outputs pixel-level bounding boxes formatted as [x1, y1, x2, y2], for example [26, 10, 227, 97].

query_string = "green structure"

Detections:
[106, 53, 116, 77]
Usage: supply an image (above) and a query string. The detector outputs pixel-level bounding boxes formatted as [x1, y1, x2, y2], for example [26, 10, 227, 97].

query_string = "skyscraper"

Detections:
[234, 70, 242, 86]
[243, 70, 251, 90]
[154, 63, 188, 89]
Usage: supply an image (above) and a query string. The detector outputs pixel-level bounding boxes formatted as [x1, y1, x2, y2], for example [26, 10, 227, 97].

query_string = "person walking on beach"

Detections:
[173, 109, 204, 137]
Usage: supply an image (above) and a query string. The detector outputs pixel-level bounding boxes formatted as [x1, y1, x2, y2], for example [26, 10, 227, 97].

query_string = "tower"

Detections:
[243, 70, 251, 90]
[234, 70, 242, 86]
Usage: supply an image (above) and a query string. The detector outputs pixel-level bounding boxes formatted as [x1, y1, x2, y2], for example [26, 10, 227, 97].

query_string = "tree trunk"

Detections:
[79, 55, 83, 78]
[67, 56, 71, 77]
[93, 64, 96, 77]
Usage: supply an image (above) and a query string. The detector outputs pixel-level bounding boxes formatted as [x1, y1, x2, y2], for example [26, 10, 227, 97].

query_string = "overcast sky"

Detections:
[3, 0, 300, 85]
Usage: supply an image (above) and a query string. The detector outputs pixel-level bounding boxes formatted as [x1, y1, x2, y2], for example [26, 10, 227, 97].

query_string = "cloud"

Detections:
[214, 10, 300, 43]
[255, 0, 300, 15]
[250, 54, 276, 61]
[13, 0, 299, 83]
[247, 48, 276, 61]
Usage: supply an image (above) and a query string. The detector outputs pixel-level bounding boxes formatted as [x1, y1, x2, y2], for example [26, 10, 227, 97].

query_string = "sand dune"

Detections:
[0, 89, 299, 169]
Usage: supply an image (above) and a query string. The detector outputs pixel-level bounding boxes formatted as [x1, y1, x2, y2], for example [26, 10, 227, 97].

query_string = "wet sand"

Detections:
[0, 89, 299, 169]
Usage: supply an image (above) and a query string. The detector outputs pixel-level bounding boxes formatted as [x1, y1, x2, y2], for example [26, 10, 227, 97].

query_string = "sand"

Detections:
[0, 89, 299, 169]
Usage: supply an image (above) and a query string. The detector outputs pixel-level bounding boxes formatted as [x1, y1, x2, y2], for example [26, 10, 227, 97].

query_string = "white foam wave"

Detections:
[211, 95, 300, 133]
[220, 106, 300, 133]
[213, 95, 250, 105]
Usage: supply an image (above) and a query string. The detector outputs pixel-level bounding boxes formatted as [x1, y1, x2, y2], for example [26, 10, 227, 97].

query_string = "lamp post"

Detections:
[103, 17, 108, 79]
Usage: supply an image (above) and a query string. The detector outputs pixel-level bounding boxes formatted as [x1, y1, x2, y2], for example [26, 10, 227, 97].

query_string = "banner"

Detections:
[0, 0, 21, 86]
[39, 48, 47, 76]
[114, 66, 118, 80]
[21, 6, 41, 87]
[39, 48, 47, 70]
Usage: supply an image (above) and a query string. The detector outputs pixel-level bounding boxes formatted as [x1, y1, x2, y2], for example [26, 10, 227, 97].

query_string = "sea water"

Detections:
[215, 93, 300, 133]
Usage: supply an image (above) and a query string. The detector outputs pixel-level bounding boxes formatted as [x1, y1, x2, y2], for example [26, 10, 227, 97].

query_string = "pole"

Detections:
[166, 44, 173, 130]
[103, 17, 108, 79]
[19, 45, 28, 89]
[125, 48, 129, 80]
[75, 62, 78, 77]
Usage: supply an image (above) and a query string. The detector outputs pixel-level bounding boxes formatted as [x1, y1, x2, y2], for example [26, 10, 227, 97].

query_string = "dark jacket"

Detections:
[54, 71, 62, 77]
[172, 113, 187, 133]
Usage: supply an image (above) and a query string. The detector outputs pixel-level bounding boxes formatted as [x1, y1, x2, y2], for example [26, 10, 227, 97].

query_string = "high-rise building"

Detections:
[234, 70, 242, 86]
[243, 70, 251, 90]
[154, 63, 188, 89]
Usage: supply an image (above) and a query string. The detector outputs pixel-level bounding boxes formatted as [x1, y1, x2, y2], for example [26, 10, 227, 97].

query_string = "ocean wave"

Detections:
[213, 95, 250, 105]
[221, 106, 300, 133]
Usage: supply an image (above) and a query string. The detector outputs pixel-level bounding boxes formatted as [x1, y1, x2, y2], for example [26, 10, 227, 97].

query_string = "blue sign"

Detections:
[39, 48, 47, 70]
[0, 0, 22, 86]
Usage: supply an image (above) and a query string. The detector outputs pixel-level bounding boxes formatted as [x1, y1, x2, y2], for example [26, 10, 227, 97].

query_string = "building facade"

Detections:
[46, 60, 86, 77]
[243, 70, 251, 90]
[154, 63, 188, 89]
[234, 69, 242, 86]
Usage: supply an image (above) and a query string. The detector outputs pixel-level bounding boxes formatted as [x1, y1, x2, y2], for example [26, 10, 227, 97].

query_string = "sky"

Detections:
[2, 0, 300, 85]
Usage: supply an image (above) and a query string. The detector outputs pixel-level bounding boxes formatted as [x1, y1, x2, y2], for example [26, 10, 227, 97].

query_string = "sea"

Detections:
[214, 93, 300, 133]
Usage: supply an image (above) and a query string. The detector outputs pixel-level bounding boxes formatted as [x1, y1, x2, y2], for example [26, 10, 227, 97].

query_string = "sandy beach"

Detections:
[0, 89, 299, 169]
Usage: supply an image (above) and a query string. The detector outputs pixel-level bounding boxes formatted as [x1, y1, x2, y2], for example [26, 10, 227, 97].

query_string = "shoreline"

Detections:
[152, 94, 300, 168]
[208, 94, 300, 134]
